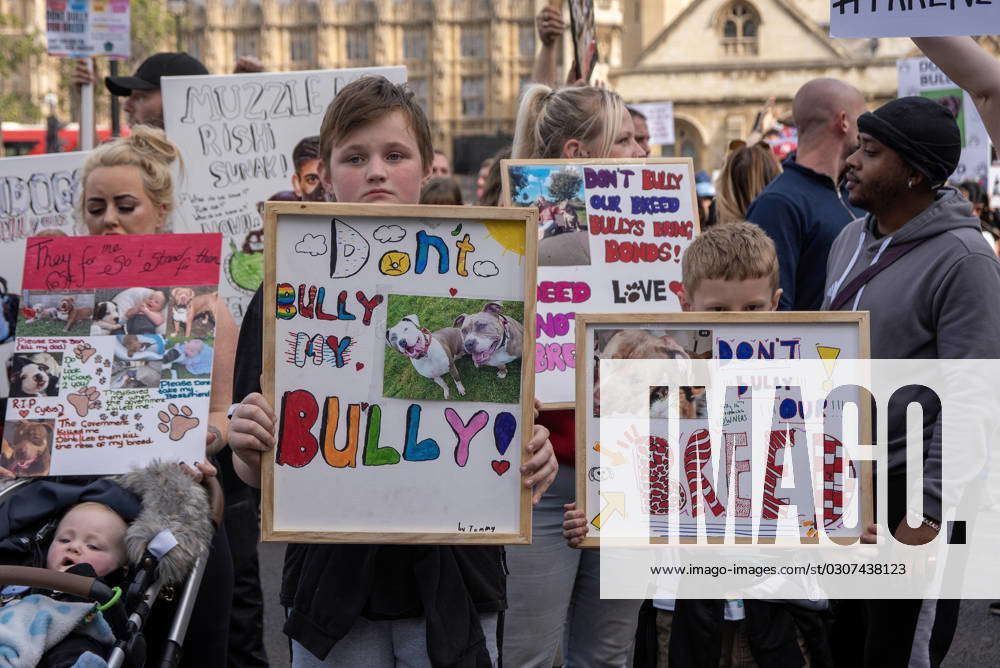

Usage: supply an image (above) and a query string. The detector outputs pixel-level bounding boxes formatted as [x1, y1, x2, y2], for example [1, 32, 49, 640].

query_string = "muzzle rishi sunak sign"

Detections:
[2, 233, 223, 477]
[501, 158, 699, 408]
[162, 66, 406, 322]
[262, 202, 537, 543]
[575, 312, 872, 548]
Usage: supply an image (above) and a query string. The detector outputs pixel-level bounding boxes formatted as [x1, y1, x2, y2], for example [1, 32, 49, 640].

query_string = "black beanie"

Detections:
[857, 96, 961, 187]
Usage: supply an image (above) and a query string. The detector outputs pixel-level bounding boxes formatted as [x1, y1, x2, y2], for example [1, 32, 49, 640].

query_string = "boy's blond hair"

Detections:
[681, 221, 779, 295]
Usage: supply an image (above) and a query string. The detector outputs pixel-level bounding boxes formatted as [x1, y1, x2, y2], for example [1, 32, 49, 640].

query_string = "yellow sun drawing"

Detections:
[484, 220, 526, 257]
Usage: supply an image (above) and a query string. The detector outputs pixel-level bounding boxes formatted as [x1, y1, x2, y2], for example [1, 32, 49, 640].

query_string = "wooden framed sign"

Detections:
[263, 202, 538, 544]
[575, 312, 872, 547]
[501, 158, 699, 408]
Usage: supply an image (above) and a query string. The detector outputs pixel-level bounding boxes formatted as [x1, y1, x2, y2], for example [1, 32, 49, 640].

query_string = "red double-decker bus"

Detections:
[0, 123, 128, 156]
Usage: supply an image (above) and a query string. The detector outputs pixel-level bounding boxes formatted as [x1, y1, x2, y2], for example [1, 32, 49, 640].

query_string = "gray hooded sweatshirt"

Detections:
[822, 187, 1000, 521]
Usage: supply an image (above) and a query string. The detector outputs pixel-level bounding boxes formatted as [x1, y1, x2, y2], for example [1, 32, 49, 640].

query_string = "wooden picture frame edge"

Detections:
[261, 203, 279, 542]
[261, 202, 538, 544]
[573, 310, 872, 549]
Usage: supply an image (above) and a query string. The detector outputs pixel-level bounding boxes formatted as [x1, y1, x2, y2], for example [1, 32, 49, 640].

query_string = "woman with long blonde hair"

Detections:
[504, 82, 645, 666]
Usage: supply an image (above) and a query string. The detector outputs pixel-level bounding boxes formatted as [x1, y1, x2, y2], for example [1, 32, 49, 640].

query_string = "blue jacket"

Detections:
[746, 155, 864, 310]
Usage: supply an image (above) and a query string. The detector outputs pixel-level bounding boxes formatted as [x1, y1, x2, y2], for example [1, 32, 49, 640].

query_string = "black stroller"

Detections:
[0, 461, 224, 667]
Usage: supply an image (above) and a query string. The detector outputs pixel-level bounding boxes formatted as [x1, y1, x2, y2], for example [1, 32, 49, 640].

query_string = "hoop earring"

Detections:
[907, 178, 915, 189]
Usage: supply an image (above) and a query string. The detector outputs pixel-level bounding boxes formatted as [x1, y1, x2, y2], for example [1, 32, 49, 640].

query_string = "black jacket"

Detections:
[234, 287, 505, 666]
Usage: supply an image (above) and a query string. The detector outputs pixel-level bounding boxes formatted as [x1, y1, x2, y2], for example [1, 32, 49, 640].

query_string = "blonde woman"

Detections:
[79, 126, 236, 666]
[504, 82, 645, 666]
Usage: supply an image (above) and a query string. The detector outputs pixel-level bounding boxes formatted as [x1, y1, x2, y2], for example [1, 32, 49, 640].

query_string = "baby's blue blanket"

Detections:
[0, 594, 112, 667]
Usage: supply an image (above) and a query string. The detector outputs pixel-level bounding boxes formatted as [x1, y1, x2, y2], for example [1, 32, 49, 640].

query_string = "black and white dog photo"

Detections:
[8, 352, 62, 397]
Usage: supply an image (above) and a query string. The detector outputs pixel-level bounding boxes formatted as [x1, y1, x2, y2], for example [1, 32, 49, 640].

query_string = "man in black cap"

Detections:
[823, 96, 1000, 666]
[73, 52, 208, 128]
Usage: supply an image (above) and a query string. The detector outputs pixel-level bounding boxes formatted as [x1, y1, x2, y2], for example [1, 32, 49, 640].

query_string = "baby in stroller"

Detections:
[0, 501, 128, 666]
[0, 461, 219, 668]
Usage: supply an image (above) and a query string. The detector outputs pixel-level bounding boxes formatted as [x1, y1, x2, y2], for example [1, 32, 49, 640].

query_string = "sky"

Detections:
[511, 165, 585, 203]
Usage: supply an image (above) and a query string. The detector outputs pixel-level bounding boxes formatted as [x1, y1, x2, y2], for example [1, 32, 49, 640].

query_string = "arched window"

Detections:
[720, 2, 759, 56]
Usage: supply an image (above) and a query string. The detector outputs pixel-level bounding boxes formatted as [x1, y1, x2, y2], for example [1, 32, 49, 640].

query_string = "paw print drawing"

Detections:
[619, 282, 643, 304]
[157, 404, 200, 441]
[67, 387, 101, 417]
[94, 355, 103, 364]
[103, 359, 111, 368]
[73, 344, 97, 363]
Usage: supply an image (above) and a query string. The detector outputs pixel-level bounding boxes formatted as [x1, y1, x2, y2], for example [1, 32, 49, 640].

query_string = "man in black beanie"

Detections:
[823, 96, 1000, 666]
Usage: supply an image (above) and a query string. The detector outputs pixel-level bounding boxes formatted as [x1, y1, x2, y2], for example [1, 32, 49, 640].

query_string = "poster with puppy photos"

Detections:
[575, 312, 871, 548]
[501, 158, 699, 408]
[2, 233, 223, 477]
[263, 202, 537, 543]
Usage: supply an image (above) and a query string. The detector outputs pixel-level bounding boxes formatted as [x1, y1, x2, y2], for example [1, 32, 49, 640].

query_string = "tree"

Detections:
[51, 0, 173, 131]
[548, 168, 583, 203]
[509, 166, 530, 204]
[127, 0, 174, 67]
[0, 12, 46, 124]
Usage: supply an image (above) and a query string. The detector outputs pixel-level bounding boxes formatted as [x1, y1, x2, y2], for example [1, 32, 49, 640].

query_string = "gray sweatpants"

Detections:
[502, 466, 642, 667]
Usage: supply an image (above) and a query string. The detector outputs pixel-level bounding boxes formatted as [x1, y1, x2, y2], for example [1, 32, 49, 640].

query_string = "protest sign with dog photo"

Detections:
[1, 233, 223, 477]
[263, 202, 537, 543]
[575, 312, 871, 548]
[501, 158, 699, 408]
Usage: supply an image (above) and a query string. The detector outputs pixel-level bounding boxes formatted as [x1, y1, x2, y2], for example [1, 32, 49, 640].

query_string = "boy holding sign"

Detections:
[563, 223, 829, 667]
[228, 77, 556, 666]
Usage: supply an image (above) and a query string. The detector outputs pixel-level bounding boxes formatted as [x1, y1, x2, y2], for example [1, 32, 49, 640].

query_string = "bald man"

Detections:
[746, 78, 867, 309]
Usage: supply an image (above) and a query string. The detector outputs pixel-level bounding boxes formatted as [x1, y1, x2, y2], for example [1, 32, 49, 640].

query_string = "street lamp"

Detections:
[167, 0, 186, 52]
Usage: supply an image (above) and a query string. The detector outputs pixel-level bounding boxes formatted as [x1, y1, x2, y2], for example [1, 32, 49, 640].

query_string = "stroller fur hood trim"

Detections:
[116, 461, 214, 585]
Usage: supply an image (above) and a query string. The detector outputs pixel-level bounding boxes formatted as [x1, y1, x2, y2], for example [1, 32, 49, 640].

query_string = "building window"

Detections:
[519, 24, 535, 57]
[234, 29, 258, 61]
[404, 28, 428, 60]
[461, 76, 485, 117]
[461, 26, 486, 58]
[289, 30, 316, 65]
[720, 2, 759, 56]
[346, 28, 370, 62]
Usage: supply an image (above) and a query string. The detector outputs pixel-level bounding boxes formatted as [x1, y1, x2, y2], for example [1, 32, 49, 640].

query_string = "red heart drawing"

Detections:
[668, 281, 684, 301]
[361, 402, 370, 411]
[491, 460, 510, 476]
[449, 288, 458, 296]
[355, 362, 365, 371]
[18, 410, 28, 418]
